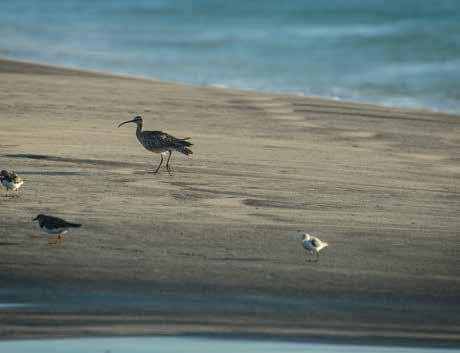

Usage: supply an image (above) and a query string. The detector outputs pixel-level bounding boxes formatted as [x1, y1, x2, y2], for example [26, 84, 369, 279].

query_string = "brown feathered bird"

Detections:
[0, 170, 24, 195]
[118, 115, 193, 175]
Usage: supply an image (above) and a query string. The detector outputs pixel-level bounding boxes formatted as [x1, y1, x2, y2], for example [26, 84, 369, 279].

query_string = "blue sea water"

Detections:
[1, 0, 460, 113]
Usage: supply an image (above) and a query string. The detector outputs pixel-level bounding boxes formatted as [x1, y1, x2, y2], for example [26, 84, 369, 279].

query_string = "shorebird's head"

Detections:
[33, 214, 45, 222]
[118, 115, 143, 128]
[300, 233, 311, 241]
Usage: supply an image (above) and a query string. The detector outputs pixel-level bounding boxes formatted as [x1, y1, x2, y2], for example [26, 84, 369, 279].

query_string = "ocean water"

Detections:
[1, 0, 460, 114]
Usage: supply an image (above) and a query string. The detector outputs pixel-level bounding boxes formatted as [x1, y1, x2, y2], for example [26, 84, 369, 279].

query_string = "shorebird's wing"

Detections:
[312, 237, 328, 251]
[142, 131, 193, 149]
[10, 172, 22, 183]
[42, 215, 75, 229]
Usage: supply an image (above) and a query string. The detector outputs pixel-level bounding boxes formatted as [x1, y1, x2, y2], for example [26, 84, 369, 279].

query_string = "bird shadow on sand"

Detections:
[4, 153, 143, 169]
[0, 194, 20, 198]
[206, 256, 274, 263]
[133, 170, 162, 175]
[0, 242, 20, 246]
[19, 171, 86, 176]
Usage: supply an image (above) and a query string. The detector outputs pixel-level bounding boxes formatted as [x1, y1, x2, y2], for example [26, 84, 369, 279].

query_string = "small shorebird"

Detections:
[118, 115, 193, 175]
[300, 233, 328, 262]
[33, 214, 81, 245]
[0, 170, 24, 195]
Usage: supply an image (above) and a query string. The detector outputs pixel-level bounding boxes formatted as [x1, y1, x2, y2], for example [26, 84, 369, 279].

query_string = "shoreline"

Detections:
[0, 58, 459, 344]
[1, 56, 457, 117]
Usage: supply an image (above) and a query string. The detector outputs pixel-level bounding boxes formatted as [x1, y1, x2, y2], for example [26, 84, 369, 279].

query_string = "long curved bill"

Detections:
[118, 119, 135, 127]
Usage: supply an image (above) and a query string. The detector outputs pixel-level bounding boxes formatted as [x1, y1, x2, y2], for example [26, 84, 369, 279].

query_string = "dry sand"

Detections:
[0, 58, 459, 344]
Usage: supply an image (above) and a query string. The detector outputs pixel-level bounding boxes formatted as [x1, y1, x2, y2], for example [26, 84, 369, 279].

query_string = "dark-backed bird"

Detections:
[1, 170, 24, 195]
[33, 214, 81, 245]
[118, 115, 193, 175]
[300, 233, 328, 262]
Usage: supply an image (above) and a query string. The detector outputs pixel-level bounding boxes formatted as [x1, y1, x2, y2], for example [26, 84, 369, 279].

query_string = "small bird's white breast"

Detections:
[1, 179, 23, 191]
[41, 226, 68, 235]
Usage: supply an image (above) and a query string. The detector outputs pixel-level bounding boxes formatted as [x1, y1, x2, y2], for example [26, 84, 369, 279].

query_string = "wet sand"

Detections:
[0, 58, 459, 344]
[0, 336, 456, 352]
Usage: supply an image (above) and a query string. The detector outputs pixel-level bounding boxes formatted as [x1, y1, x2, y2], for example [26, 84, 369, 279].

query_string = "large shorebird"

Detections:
[300, 233, 328, 262]
[0, 170, 24, 195]
[118, 115, 193, 175]
[33, 214, 81, 245]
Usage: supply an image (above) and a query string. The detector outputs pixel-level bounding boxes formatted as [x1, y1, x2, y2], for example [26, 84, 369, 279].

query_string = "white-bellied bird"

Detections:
[0, 170, 24, 195]
[301, 233, 328, 262]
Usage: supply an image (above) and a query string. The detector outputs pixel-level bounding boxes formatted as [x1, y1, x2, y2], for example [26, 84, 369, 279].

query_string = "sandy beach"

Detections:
[0, 58, 459, 344]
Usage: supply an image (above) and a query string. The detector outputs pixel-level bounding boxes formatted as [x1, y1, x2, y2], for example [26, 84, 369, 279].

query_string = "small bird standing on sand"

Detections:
[33, 214, 81, 245]
[301, 233, 328, 262]
[118, 115, 193, 175]
[0, 170, 24, 195]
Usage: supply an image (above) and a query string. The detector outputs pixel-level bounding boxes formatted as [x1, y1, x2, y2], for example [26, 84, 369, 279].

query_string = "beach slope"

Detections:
[0, 59, 459, 343]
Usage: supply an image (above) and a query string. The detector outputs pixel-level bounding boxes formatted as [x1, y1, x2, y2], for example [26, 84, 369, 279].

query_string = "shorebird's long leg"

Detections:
[153, 155, 164, 174]
[49, 234, 62, 246]
[314, 252, 319, 262]
[166, 151, 173, 176]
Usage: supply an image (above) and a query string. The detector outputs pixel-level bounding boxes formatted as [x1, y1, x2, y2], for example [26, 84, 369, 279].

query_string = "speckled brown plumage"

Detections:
[0, 169, 24, 193]
[118, 115, 193, 175]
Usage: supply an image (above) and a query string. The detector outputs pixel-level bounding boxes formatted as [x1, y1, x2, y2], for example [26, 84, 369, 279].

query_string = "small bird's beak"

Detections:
[118, 119, 135, 128]
[32, 216, 38, 221]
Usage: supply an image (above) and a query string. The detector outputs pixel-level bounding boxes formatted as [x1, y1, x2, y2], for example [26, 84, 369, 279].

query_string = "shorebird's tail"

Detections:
[66, 222, 82, 228]
[178, 139, 193, 147]
[177, 147, 193, 155]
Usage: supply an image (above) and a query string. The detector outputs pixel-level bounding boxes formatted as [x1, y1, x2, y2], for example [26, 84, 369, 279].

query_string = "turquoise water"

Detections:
[1, 0, 460, 113]
[0, 337, 458, 353]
